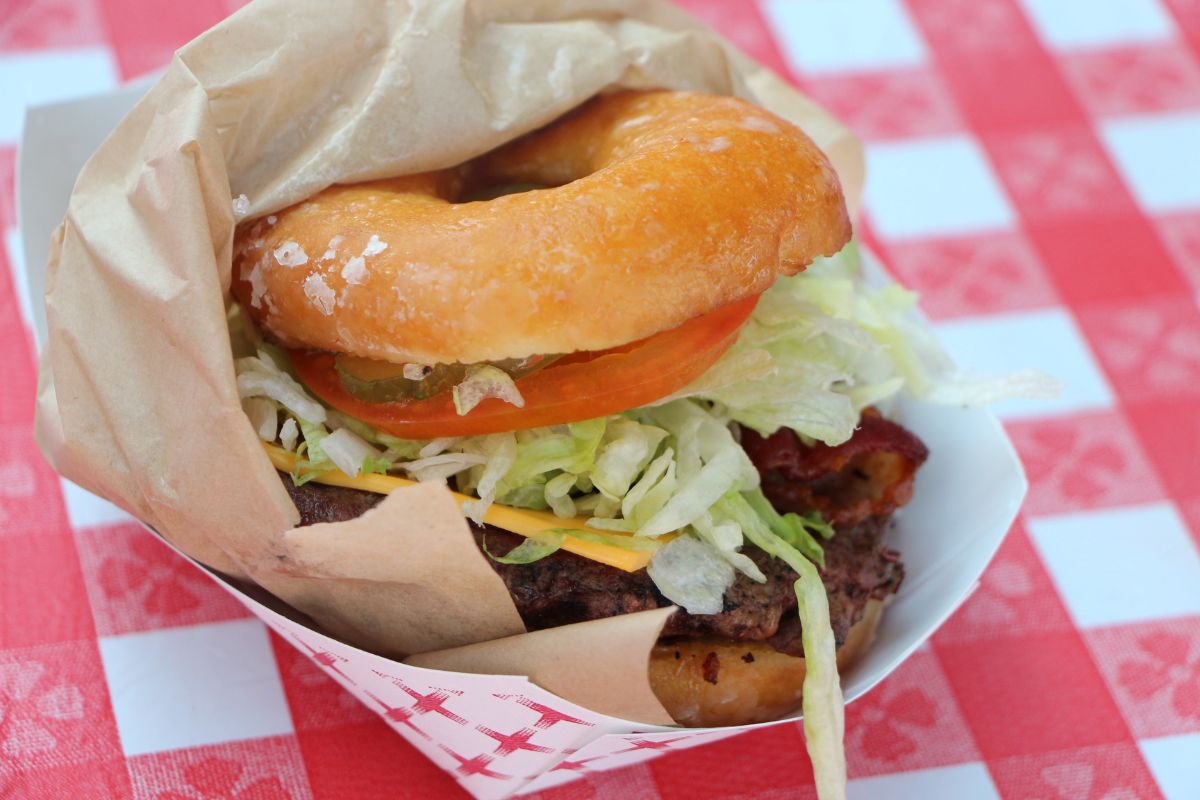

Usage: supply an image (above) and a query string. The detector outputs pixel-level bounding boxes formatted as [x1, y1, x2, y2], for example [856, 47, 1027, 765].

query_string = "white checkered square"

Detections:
[847, 762, 1000, 799]
[933, 309, 1114, 420]
[99, 619, 294, 756]
[60, 477, 135, 530]
[0, 48, 118, 142]
[865, 136, 1016, 239]
[1139, 733, 1200, 799]
[1029, 503, 1200, 628]
[759, 0, 928, 74]
[1018, 0, 1175, 51]
[1100, 111, 1200, 213]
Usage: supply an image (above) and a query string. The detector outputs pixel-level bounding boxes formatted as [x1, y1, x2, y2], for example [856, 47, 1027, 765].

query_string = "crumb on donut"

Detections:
[737, 116, 780, 134]
[273, 241, 308, 267]
[248, 261, 268, 309]
[341, 256, 367, 285]
[303, 273, 335, 315]
[320, 235, 344, 262]
[363, 235, 389, 256]
[692, 136, 731, 153]
[232, 194, 250, 219]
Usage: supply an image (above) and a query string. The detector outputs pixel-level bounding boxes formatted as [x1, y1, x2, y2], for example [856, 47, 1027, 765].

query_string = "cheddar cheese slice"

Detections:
[262, 442, 656, 572]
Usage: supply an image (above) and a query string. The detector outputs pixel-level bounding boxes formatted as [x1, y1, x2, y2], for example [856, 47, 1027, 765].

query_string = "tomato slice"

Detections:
[290, 294, 759, 439]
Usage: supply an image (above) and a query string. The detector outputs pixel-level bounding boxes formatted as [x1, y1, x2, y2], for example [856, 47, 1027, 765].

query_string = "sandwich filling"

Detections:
[233, 241, 1026, 618]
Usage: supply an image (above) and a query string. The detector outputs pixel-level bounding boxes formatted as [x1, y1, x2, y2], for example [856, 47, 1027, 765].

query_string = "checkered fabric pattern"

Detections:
[2, 0, 1199, 797]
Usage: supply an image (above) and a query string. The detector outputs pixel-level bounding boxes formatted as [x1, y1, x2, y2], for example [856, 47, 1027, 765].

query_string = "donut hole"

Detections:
[459, 181, 554, 202]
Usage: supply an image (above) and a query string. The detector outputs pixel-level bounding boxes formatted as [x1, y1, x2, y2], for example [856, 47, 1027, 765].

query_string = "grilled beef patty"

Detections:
[279, 416, 925, 658]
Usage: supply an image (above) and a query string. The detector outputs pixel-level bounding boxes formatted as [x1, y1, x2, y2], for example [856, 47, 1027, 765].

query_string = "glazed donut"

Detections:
[232, 90, 851, 365]
[649, 599, 883, 727]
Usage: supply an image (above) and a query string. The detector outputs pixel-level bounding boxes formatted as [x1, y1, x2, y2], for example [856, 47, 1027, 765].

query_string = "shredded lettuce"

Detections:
[795, 571, 847, 800]
[744, 488, 829, 568]
[321, 428, 383, 478]
[278, 418, 299, 451]
[236, 351, 326, 424]
[482, 531, 564, 564]
[663, 240, 1058, 445]
[453, 365, 525, 415]
[241, 397, 277, 442]
[646, 535, 735, 615]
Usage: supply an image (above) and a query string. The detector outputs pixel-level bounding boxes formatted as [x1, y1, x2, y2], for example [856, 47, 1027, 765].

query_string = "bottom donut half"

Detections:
[649, 598, 883, 727]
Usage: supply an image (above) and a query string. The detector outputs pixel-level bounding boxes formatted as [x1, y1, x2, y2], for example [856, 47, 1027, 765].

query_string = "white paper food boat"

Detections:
[19, 85, 1026, 800]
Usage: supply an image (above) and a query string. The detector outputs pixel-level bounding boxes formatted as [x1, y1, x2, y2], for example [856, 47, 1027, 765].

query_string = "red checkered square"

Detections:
[1165, 0, 1200, 52]
[934, 522, 1076, 645]
[0, 423, 69, 537]
[1076, 297, 1200, 404]
[1026, 216, 1187, 304]
[0, 250, 37, 426]
[0, 147, 15, 229]
[0, 0, 109, 51]
[0, 759, 131, 800]
[1006, 411, 1166, 516]
[97, 0, 229, 79]
[935, 632, 1131, 758]
[675, 0, 791, 80]
[1084, 616, 1200, 740]
[1059, 43, 1200, 118]
[0, 530, 93, 649]
[298, 720, 463, 800]
[844, 651, 980, 776]
[269, 632, 374, 733]
[984, 125, 1139, 220]
[800, 68, 963, 141]
[0, 640, 124, 781]
[126, 735, 311, 800]
[880, 231, 1059, 319]
[986, 743, 1163, 800]
[907, 0, 1084, 130]
[1125, 400, 1200, 519]
[1154, 211, 1200, 293]
[905, 0, 1035, 57]
[73, 522, 248, 637]
[648, 723, 814, 798]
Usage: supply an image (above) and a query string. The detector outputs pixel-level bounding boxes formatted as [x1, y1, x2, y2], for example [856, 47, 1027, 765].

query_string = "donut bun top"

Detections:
[232, 91, 852, 365]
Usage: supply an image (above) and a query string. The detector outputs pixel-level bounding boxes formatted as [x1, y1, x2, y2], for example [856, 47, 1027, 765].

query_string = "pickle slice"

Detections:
[335, 357, 466, 402]
[334, 353, 561, 404]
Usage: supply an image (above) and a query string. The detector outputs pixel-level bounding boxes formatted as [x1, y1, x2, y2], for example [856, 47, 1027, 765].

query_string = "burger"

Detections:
[228, 89, 942, 788]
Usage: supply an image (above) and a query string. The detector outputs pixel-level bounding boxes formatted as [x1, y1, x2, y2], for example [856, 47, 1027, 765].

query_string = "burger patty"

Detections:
[279, 415, 925, 658]
[482, 517, 901, 657]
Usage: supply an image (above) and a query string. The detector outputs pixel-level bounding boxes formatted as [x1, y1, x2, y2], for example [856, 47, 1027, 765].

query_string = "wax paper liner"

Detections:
[31, 0, 873, 714]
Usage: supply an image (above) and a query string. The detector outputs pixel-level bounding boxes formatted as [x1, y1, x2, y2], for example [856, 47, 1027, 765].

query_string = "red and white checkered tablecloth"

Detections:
[3, 0, 1200, 797]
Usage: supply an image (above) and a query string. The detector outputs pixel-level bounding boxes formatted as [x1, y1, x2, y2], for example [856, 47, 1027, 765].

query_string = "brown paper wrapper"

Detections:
[35, 0, 863, 725]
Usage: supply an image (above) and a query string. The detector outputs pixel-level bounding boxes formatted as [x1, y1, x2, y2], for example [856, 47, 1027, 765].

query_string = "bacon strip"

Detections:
[739, 409, 929, 526]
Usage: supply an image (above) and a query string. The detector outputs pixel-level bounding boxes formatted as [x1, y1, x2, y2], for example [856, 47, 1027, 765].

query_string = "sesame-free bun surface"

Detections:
[233, 90, 852, 364]
[649, 599, 883, 728]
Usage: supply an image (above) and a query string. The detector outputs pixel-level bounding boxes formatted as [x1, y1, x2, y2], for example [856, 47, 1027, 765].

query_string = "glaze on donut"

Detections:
[232, 90, 851, 364]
